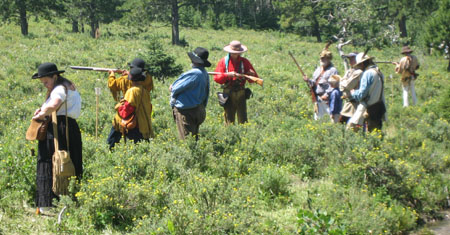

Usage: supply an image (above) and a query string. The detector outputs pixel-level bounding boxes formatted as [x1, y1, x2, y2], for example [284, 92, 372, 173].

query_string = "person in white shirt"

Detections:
[31, 62, 83, 214]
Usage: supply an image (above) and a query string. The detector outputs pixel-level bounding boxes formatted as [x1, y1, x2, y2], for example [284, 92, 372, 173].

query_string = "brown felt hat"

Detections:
[401, 46, 413, 54]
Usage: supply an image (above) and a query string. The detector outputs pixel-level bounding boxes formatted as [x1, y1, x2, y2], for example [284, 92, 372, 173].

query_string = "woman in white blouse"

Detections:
[31, 62, 82, 214]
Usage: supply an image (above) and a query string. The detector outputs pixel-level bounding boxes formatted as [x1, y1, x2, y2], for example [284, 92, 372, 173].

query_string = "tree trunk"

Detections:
[399, 15, 407, 38]
[171, 0, 180, 45]
[18, 2, 28, 36]
[447, 59, 450, 72]
[72, 19, 79, 33]
[90, 19, 96, 38]
[311, 15, 321, 42]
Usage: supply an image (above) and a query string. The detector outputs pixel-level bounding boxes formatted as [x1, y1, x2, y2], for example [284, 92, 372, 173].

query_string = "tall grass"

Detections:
[0, 19, 449, 234]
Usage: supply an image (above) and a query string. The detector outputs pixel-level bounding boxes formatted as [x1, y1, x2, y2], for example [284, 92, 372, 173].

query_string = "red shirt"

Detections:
[213, 56, 258, 87]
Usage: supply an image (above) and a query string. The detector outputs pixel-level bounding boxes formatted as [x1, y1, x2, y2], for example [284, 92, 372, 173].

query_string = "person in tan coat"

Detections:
[339, 52, 363, 123]
[394, 46, 420, 107]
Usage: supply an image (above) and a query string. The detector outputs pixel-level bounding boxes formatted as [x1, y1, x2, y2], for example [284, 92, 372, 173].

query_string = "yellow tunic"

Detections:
[113, 85, 154, 139]
[108, 72, 154, 101]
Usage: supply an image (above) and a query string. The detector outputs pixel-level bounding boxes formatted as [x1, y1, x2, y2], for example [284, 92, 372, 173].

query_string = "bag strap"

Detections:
[52, 87, 69, 151]
[52, 111, 59, 151]
[140, 87, 151, 128]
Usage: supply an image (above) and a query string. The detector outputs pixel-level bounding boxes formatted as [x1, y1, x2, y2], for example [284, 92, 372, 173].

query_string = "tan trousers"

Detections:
[173, 105, 206, 140]
[223, 88, 247, 124]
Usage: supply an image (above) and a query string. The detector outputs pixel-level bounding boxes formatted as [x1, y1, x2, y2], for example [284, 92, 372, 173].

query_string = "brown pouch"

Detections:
[120, 113, 137, 131]
[26, 117, 49, 141]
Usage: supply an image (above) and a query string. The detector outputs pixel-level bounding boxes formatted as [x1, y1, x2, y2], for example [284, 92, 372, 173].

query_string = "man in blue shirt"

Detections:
[348, 52, 386, 132]
[170, 47, 211, 140]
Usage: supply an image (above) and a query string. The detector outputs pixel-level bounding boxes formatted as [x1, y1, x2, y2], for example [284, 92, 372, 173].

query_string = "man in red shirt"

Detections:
[213, 40, 259, 124]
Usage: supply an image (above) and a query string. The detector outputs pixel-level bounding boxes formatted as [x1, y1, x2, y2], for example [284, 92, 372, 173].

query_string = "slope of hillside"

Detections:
[0, 20, 448, 234]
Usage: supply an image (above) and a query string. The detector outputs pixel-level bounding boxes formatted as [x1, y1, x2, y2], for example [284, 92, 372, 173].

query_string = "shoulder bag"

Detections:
[52, 89, 76, 195]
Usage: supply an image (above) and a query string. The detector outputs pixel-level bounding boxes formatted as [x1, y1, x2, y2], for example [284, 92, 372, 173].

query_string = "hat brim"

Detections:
[401, 50, 413, 54]
[32, 70, 65, 79]
[353, 57, 375, 67]
[127, 63, 147, 71]
[188, 52, 211, 67]
[223, 45, 248, 54]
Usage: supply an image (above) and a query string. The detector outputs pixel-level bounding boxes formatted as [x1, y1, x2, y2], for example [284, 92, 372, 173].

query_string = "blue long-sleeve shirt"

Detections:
[170, 66, 210, 109]
[351, 65, 383, 106]
[329, 88, 342, 115]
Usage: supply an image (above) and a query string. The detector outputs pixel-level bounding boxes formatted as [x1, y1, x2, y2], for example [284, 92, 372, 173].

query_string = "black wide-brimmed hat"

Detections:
[128, 58, 146, 70]
[188, 47, 211, 67]
[32, 62, 65, 79]
[128, 67, 146, 81]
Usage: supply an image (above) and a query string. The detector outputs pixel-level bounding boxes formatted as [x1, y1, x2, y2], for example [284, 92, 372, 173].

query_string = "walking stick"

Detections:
[288, 51, 319, 114]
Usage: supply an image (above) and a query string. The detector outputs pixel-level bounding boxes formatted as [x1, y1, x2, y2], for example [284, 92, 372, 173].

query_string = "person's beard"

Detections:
[320, 61, 329, 67]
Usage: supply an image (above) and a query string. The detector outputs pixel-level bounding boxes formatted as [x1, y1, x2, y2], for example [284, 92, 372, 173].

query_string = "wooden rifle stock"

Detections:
[288, 51, 317, 103]
[70, 66, 123, 73]
[207, 72, 263, 87]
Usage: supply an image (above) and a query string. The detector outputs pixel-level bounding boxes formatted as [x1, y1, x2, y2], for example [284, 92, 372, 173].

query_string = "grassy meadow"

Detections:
[0, 19, 449, 234]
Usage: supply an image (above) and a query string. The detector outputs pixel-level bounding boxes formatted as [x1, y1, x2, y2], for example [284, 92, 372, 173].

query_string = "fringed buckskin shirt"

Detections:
[113, 85, 154, 139]
[108, 72, 154, 101]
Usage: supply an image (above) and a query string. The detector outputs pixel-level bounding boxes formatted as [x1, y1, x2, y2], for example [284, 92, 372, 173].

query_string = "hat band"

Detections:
[193, 52, 204, 60]
[231, 46, 242, 51]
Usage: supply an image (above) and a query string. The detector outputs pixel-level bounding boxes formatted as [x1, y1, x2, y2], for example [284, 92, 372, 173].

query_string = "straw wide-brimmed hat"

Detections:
[223, 40, 248, 54]
[320, 50, 332, 59]
[401, 46, 413, 54]
[188, 47, 211, 67]
[32, 62, 65, 79]
[353, 52, 374, 67]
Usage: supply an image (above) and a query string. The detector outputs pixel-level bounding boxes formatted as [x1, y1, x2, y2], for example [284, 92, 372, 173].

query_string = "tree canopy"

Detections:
[1, 0, 448, 51]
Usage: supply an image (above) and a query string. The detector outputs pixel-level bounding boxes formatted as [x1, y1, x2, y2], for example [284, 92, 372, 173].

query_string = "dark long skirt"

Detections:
[35, 116, 82, 207]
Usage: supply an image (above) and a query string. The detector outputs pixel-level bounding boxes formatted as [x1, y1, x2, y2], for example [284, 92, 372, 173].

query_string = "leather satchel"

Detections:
[118, 90, 144, 132]
[52, 93, 75, 195]
[120, 113, 137, 130]
[26, 117, 49, 141]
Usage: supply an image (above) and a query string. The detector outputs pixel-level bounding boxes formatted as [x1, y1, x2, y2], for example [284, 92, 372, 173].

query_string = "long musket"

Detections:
[207, 72, 264, 86]
[375, 61, 396, 64]
[70, 66, 123, 73]
[288, 51, 317, 104]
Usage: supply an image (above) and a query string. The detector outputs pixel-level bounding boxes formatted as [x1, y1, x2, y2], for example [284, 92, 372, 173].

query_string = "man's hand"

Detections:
[169, 84, 172, 92]
[246, 69, 256, 77]
[303, 75, 309, 82]
[121, 70, 129, 76]
[321, 94, 328, 101]
[226, 71, 238, 78]
[108, 70, 115, 76]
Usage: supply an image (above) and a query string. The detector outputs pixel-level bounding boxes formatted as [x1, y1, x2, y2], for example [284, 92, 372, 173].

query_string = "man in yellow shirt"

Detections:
[107, 58, 154, 149]
[113, 67, 154, 144]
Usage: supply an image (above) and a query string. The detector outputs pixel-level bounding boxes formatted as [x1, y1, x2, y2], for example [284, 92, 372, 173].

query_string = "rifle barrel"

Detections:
[375, 61, 396, 64]
[70, 66, 122, 72]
